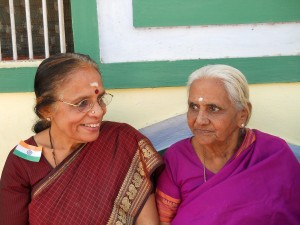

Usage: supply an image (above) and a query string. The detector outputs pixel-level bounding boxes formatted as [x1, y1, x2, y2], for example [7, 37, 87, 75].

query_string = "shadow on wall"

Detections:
[139, 113, 300, 161]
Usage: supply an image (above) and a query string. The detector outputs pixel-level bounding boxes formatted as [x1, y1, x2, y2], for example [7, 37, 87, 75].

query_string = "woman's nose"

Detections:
[89, 102, 105, 116]
[195, 110, 209, 125]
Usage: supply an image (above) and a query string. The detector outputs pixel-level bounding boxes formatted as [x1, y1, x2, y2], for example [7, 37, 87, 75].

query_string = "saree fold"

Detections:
[1, 121, 163, 225]
[157, 129, 300, 225]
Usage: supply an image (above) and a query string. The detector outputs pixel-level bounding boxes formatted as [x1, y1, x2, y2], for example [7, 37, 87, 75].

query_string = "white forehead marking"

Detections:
[90, 82, 99, 87]
[198, 97, 204, 102]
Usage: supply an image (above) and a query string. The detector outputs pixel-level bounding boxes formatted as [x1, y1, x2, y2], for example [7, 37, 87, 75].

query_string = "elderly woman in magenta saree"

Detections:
[156, 65, 300, 225]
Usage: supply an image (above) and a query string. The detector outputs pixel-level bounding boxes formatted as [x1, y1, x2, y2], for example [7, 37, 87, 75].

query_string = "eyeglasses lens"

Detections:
[98, 93, 113, 107]
[75, 93, 113, 113]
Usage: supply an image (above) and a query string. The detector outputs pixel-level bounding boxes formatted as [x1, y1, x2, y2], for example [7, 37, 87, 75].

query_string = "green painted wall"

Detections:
[133, 0, 300, 27]
[71, 0, 100, 62]
[100, 56, 300, 88]
[1, 56, 300, 92]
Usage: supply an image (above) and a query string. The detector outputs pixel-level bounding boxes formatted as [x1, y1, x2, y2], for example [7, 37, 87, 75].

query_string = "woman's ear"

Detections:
[39, 106, 53, 121]
[239, 102, 252, 126]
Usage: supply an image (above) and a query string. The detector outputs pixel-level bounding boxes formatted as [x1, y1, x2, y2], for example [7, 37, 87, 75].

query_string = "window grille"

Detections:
[0, 0, 74, 61]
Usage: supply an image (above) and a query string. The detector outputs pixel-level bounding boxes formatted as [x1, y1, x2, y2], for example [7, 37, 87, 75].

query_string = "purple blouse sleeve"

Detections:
[157, 147, 181, 200]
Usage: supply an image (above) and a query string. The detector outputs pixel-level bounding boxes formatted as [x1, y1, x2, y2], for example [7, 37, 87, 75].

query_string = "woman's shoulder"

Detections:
[252, 129, 297, 160]
[2, 136, 43, 183]
[6, 136, 51, 171]
[7, 136, 37, 159]
[253, 129, 288, 147]
[164, 137, 192, 159]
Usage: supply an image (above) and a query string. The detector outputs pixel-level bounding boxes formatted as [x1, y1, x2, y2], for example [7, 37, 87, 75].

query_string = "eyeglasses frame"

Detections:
[59, 93, 113, 113]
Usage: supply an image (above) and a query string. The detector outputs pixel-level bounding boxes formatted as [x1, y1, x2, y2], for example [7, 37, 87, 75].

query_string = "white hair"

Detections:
[187, 64, 252, 124]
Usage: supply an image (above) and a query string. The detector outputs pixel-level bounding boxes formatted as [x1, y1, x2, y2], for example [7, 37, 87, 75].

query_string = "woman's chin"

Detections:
[193, 135, 215, 146]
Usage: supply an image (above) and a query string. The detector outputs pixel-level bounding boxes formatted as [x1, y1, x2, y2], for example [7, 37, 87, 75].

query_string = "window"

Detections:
[0, 0, 73, 61]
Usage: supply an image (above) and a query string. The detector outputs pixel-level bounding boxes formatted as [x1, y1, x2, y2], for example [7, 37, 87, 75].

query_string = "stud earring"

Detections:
[46, 117, 51, 121]
[241, 123, 245, 128]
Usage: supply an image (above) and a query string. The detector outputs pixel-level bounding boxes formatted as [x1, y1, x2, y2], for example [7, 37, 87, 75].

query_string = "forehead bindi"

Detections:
[90, 82, 100, 94]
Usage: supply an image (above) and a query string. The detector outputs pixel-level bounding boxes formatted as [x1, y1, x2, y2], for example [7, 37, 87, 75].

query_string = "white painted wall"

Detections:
[1, 82, 300, 172]
[98, 0, 300, 63]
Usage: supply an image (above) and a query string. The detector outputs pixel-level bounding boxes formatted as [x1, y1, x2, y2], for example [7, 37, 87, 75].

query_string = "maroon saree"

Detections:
[0, 121, 163, 225]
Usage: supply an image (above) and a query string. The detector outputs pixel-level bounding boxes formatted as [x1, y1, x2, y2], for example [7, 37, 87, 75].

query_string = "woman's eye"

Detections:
[209, 105, 220, 112]
[189, 103, 199, 110]
[77, 99, 89, 109]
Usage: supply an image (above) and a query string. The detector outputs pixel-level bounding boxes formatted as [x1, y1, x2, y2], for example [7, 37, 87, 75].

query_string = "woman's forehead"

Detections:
[65, 67, 101, 84]
[189, 78, 231, 104]
[58, 68, 104, 98]
[189, 78, 226, 95]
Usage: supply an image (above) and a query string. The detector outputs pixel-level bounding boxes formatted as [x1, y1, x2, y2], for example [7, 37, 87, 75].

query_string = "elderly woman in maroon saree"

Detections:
[0, 53, 163, 225]
[156, 65, 300, 224]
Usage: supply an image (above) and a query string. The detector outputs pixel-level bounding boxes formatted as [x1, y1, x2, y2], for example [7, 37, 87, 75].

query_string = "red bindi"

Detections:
[95, 89, 99, 94]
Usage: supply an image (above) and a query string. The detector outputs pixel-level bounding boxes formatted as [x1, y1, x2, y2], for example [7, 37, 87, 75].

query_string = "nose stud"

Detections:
[91, 110, 95, 114]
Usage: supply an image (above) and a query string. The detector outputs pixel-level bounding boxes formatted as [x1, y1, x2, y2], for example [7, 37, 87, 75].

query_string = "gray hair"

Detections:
[187, 64, 252, 124]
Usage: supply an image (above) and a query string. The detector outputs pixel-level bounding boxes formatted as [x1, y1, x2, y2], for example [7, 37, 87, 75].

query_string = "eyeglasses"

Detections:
[59, 93, 113, 113]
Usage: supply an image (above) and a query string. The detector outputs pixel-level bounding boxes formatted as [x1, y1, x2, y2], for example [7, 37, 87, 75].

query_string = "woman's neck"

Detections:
[193, 129, 244, 173]
[34, 128, 83, 167]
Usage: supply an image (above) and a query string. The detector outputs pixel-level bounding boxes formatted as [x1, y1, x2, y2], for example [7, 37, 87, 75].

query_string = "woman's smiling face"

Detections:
[187, 77, 245, 147]
[49, 66, 107, 145]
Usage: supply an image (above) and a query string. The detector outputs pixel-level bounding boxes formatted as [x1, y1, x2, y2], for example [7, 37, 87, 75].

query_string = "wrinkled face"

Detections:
[187, 78, 246, 147]
[49, 66, 107, 144]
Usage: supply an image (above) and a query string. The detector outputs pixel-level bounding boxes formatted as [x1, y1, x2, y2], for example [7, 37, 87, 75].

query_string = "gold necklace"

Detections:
[49, 128, 57, 167]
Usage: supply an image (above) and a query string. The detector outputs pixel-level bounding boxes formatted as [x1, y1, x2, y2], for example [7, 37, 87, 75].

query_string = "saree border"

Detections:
[107, 139, 163, 225]
[32, 144, 86, 198]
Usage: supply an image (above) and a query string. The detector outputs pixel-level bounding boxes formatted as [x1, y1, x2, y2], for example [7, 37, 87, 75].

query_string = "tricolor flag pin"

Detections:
[13, 141, 42, 162]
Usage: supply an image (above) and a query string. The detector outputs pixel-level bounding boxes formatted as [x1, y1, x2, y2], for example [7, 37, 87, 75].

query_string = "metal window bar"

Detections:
[9, 0, 17, 60]
[24, 0, 33, 59]
[58, 0, 66, 53]
[42, 0, 49, 58]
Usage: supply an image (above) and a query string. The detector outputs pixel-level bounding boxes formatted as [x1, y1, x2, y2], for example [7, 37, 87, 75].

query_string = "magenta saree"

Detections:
[156, 129, 300, 224]
[0, 122, 163, 225]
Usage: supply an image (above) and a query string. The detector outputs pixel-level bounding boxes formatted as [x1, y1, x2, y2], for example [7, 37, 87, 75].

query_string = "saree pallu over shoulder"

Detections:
[28, 122, 163, 225]
[31, 144, 86, 198]
[107, 139, 162, 224]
